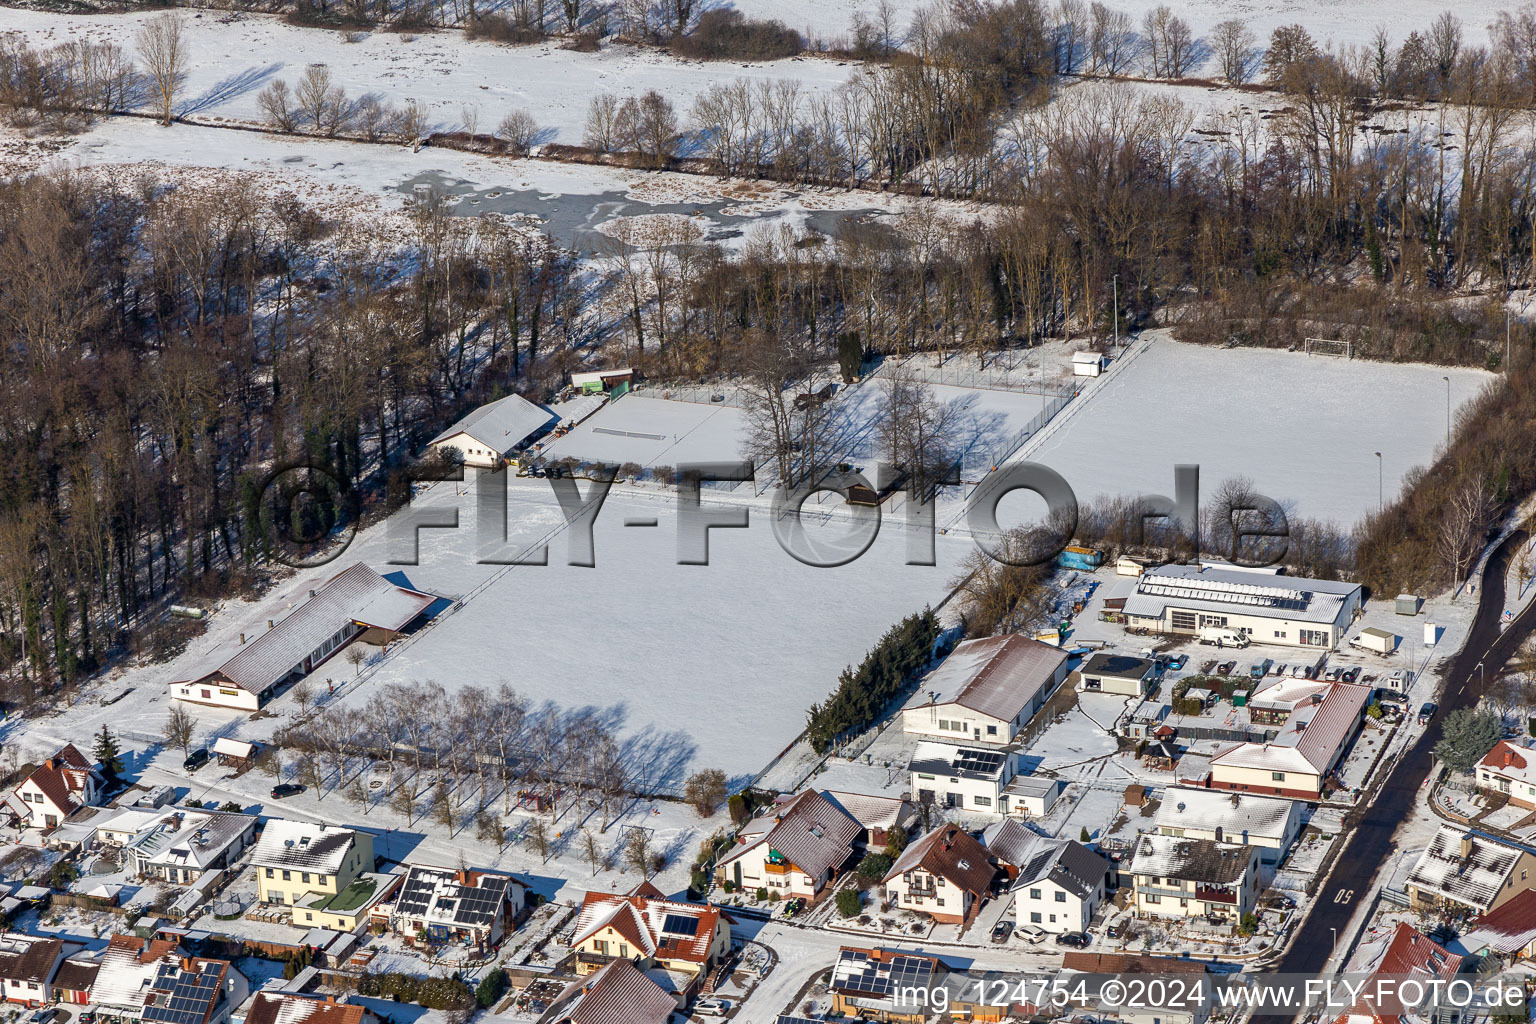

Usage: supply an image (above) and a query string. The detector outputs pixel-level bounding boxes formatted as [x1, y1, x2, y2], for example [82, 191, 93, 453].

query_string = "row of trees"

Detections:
[806, 609, 944, 752]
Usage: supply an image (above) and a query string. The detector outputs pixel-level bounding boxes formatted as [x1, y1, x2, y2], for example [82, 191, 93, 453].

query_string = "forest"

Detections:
[1, 0, 1536, 696]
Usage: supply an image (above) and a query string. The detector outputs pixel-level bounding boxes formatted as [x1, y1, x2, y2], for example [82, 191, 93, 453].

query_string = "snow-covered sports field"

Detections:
[1024, 335, 1493, 525]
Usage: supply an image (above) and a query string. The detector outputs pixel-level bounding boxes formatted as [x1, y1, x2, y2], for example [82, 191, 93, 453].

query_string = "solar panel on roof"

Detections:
[661, 913, 700, 936]
[953, 749, 1005, 774]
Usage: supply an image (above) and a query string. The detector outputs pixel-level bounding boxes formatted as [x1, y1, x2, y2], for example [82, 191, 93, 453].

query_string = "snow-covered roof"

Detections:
[1123, 563, 1361, 625]
[1132, 834, 1255, 884]
[1000, 833, 1109, 900]
[1406, 827, 1531, 912]
[1335, 922, 1461, 1024]
[818, 791, 908, 833]
[391, 866, 521, 933]
[0, 933, 65, 985]
[1478, 740, 1536, 789]
[909, 741, 1012, 782]
[249, 820, 362, 875]
[1153, 787, 1298, 844]
[245, 993, 373, 1024]
[571, 883, 721, 965]
[1210, 682, 1370, 777]
[1247, 676, 1333, 713]
[429, 392, 554, 452]
[173, 564, 433, 693]
[122, 809, 256, 871]
[210, 738, 255, 760]
[543, 958, 675, 1024]
[1463, 888, 1536, 955]
[907, 635, 1066, 722]
[91, 936, 184, 1011]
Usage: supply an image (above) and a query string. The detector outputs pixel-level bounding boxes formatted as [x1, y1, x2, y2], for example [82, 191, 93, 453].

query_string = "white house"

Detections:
[8, 744, 103, 831]
[427, 393, 556, 468]
[882, 825, 997, 926]
[1476, 740, 1536, 811]
[93, 807, 258, 885]
[1122, 563, 1364, 650]
[1206, 681, 1371, 800]
[0, 934, 78, 1007]
[715, 790, 862, 901]
[1002, 834, 1111, 933]
[1078, 653, 1157, 697]
[1152, 787, 1302, 867]
[171, 564, 434, 711]
[909, 742, 1016, 815]
[903, 635, 1069, 745]
[1130, 834, 1260, 928]
[389, 866, 526, 950]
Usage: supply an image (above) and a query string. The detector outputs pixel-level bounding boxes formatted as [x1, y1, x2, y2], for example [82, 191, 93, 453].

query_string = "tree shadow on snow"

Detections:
[176, 63, 284, 118]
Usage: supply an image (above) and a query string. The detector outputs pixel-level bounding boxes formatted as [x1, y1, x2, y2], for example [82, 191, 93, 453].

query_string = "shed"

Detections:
[1072, 351, 1103, 377]
[1396, 594, 1422, 615]
[1123, 784, 1152, 807]
[211, 737, 257, 768]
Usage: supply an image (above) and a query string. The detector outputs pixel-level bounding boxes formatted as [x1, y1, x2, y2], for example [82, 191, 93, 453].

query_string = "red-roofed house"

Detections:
[8, 744, 103, 830]
[569, 882, 729, 987]
[1333, 922, 1461, 1024]
[1463, 888, 1536, 959]
[1477, 740, 1536, 810]
[537, 958, 678, 1024]
[881, 825, 998, 926]
[244, 992, 379, 1024]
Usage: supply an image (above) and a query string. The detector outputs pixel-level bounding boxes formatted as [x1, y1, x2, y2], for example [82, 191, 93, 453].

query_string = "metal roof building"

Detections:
[428, 393, 555, 468]
[903, 635, 1069, 745]
[1122, 563, 1363, 649]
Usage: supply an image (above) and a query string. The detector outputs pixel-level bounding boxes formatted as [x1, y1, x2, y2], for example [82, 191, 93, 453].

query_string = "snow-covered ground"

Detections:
[537, 394, 749, 469]
[2, 9, 859, 143]
[1023, 332, 1494, 527]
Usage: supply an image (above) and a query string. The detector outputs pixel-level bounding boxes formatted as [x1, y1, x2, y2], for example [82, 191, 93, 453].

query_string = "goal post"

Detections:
[1303, 337, 1353, 359]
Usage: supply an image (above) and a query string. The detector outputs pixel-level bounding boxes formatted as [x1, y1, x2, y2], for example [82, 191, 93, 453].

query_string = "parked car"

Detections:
[270, 783, 306, 798]
[1168, 654, 1188, 671]
[991, 920, 1014, 944]
[30, 1009, 57, 1024]
[1106, 924, 1122, 939]
[1342, 666, 1362, 683]
[1055, 932, 1091, 948]
[183, 748, 210, 772]
[1217, 661, 1236, 675]
[1263, 892, 1297, 910]
[1249, 659, 1273, 679]
[1419, 702, 1439, 725]
[694, 998, 730, 1017]
[1019, 924, 1048, 944]
[1272, 663, 1289, 678]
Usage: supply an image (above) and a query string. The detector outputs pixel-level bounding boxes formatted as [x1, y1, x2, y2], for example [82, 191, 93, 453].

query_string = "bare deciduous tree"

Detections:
[163, 705, 195, 756]
[136, 14, 187, 125]
[1212, 19, 1256, 84]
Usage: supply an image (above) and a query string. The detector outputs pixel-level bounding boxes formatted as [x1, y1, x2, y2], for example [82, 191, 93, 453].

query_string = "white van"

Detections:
[1197, 627, 1249, 648]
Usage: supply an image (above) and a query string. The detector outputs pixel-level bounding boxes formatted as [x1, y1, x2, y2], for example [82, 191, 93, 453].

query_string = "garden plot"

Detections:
[536, 394, 749, 470]
[1024, 335, 1493, 526]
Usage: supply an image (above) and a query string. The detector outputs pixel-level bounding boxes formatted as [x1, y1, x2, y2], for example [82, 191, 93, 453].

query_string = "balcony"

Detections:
[764, 861, 792, 875]
[1194, 885, 1237, 904]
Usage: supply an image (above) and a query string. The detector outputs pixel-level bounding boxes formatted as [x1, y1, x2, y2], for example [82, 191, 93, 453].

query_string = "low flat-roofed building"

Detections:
[1153, 787, 1302, 866]
[1123, 563, 1363, 650]
[1079, 653, 1157, 697]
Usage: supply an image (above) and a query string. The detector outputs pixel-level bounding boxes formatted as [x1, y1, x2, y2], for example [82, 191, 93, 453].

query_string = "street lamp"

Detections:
[1330, 926, 1338, 947]
[1477, 661, 1486, 698]
[1375, 452, 1382, 511]
[1443, 376, 1451, 449]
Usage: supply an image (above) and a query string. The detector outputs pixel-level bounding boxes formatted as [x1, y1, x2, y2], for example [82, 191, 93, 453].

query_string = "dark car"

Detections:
[1419, 702, 1439, 725]
[183, 748, 210, 772]
[270, 783, 306, 798]
[1342, 666, 1362, 683]
[991, 920, 1014, 944]
[1217, 661, 1236, 675]
[1055, 932, 1090, 947]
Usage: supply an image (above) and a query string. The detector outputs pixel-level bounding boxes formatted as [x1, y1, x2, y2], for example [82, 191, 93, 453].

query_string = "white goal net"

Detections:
[1303, 337, 1353, 359]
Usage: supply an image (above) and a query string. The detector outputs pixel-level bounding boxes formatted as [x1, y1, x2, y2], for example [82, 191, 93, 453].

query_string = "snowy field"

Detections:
[1023, 334, 1493, 526]
[3, 9, 858, 144]
[537, 394, 749, 468]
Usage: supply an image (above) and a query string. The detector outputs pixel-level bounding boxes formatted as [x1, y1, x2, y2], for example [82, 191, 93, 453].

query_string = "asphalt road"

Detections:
[1261, 529, 1536, 1001]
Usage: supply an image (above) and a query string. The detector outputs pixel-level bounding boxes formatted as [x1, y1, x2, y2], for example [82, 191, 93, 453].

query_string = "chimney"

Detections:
[239, 633, 246, 645]
[267, 619, 274, 630]
[1461, 833, 1476, 859]
[309, 590, 316, 598]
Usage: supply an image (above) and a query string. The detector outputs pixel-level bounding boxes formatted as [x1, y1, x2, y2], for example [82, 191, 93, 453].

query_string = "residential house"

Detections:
[1121, 563, 1364, 649]
[1060, 953, 1214, 1024]
[1476, 740, 1536, 810]
[427, 393, 556, 468]
[1001, 833, 1111, 933]
[1462, 889, 1536, 960]
[1405, 827, 1536, 915]
[902, 635, 1069, 745]
[90, 936, 248, 1024]
[909, 741, 1016, 815]
[715, 789, 862, 900]
[1246, 676, 1333, 726]
[0, 934, 77, 1007]
[1206, 682, 1372, 800]
[52, 955, 98, 1005]
[1152, 787, 1303, 867]
[389, 866, 526, 950]
[1130, 834, 1260, 929]
[171, 564, 435, 711]
[881, 825, 997, 926]
[1332, 922, 1462, 1024]
[245, 993, 380, 1024]
[94, 807, 258, 885]
[1079, 654, 1157, 697]
[818, 791, 913, 849]
[250, 820, 375, 910]
[569, 881, 729, 991]
[9, 744, 103, 830]
[537, 958, 678, 1024]
[828, 947, 943, 1024]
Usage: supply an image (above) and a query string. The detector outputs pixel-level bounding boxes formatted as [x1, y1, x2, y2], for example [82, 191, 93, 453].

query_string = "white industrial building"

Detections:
[903, 635, 1068, 745]
[427, 393, 555, 468]
[1121, 564, 1363, 650]
[1152, 787, 1302, 866]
